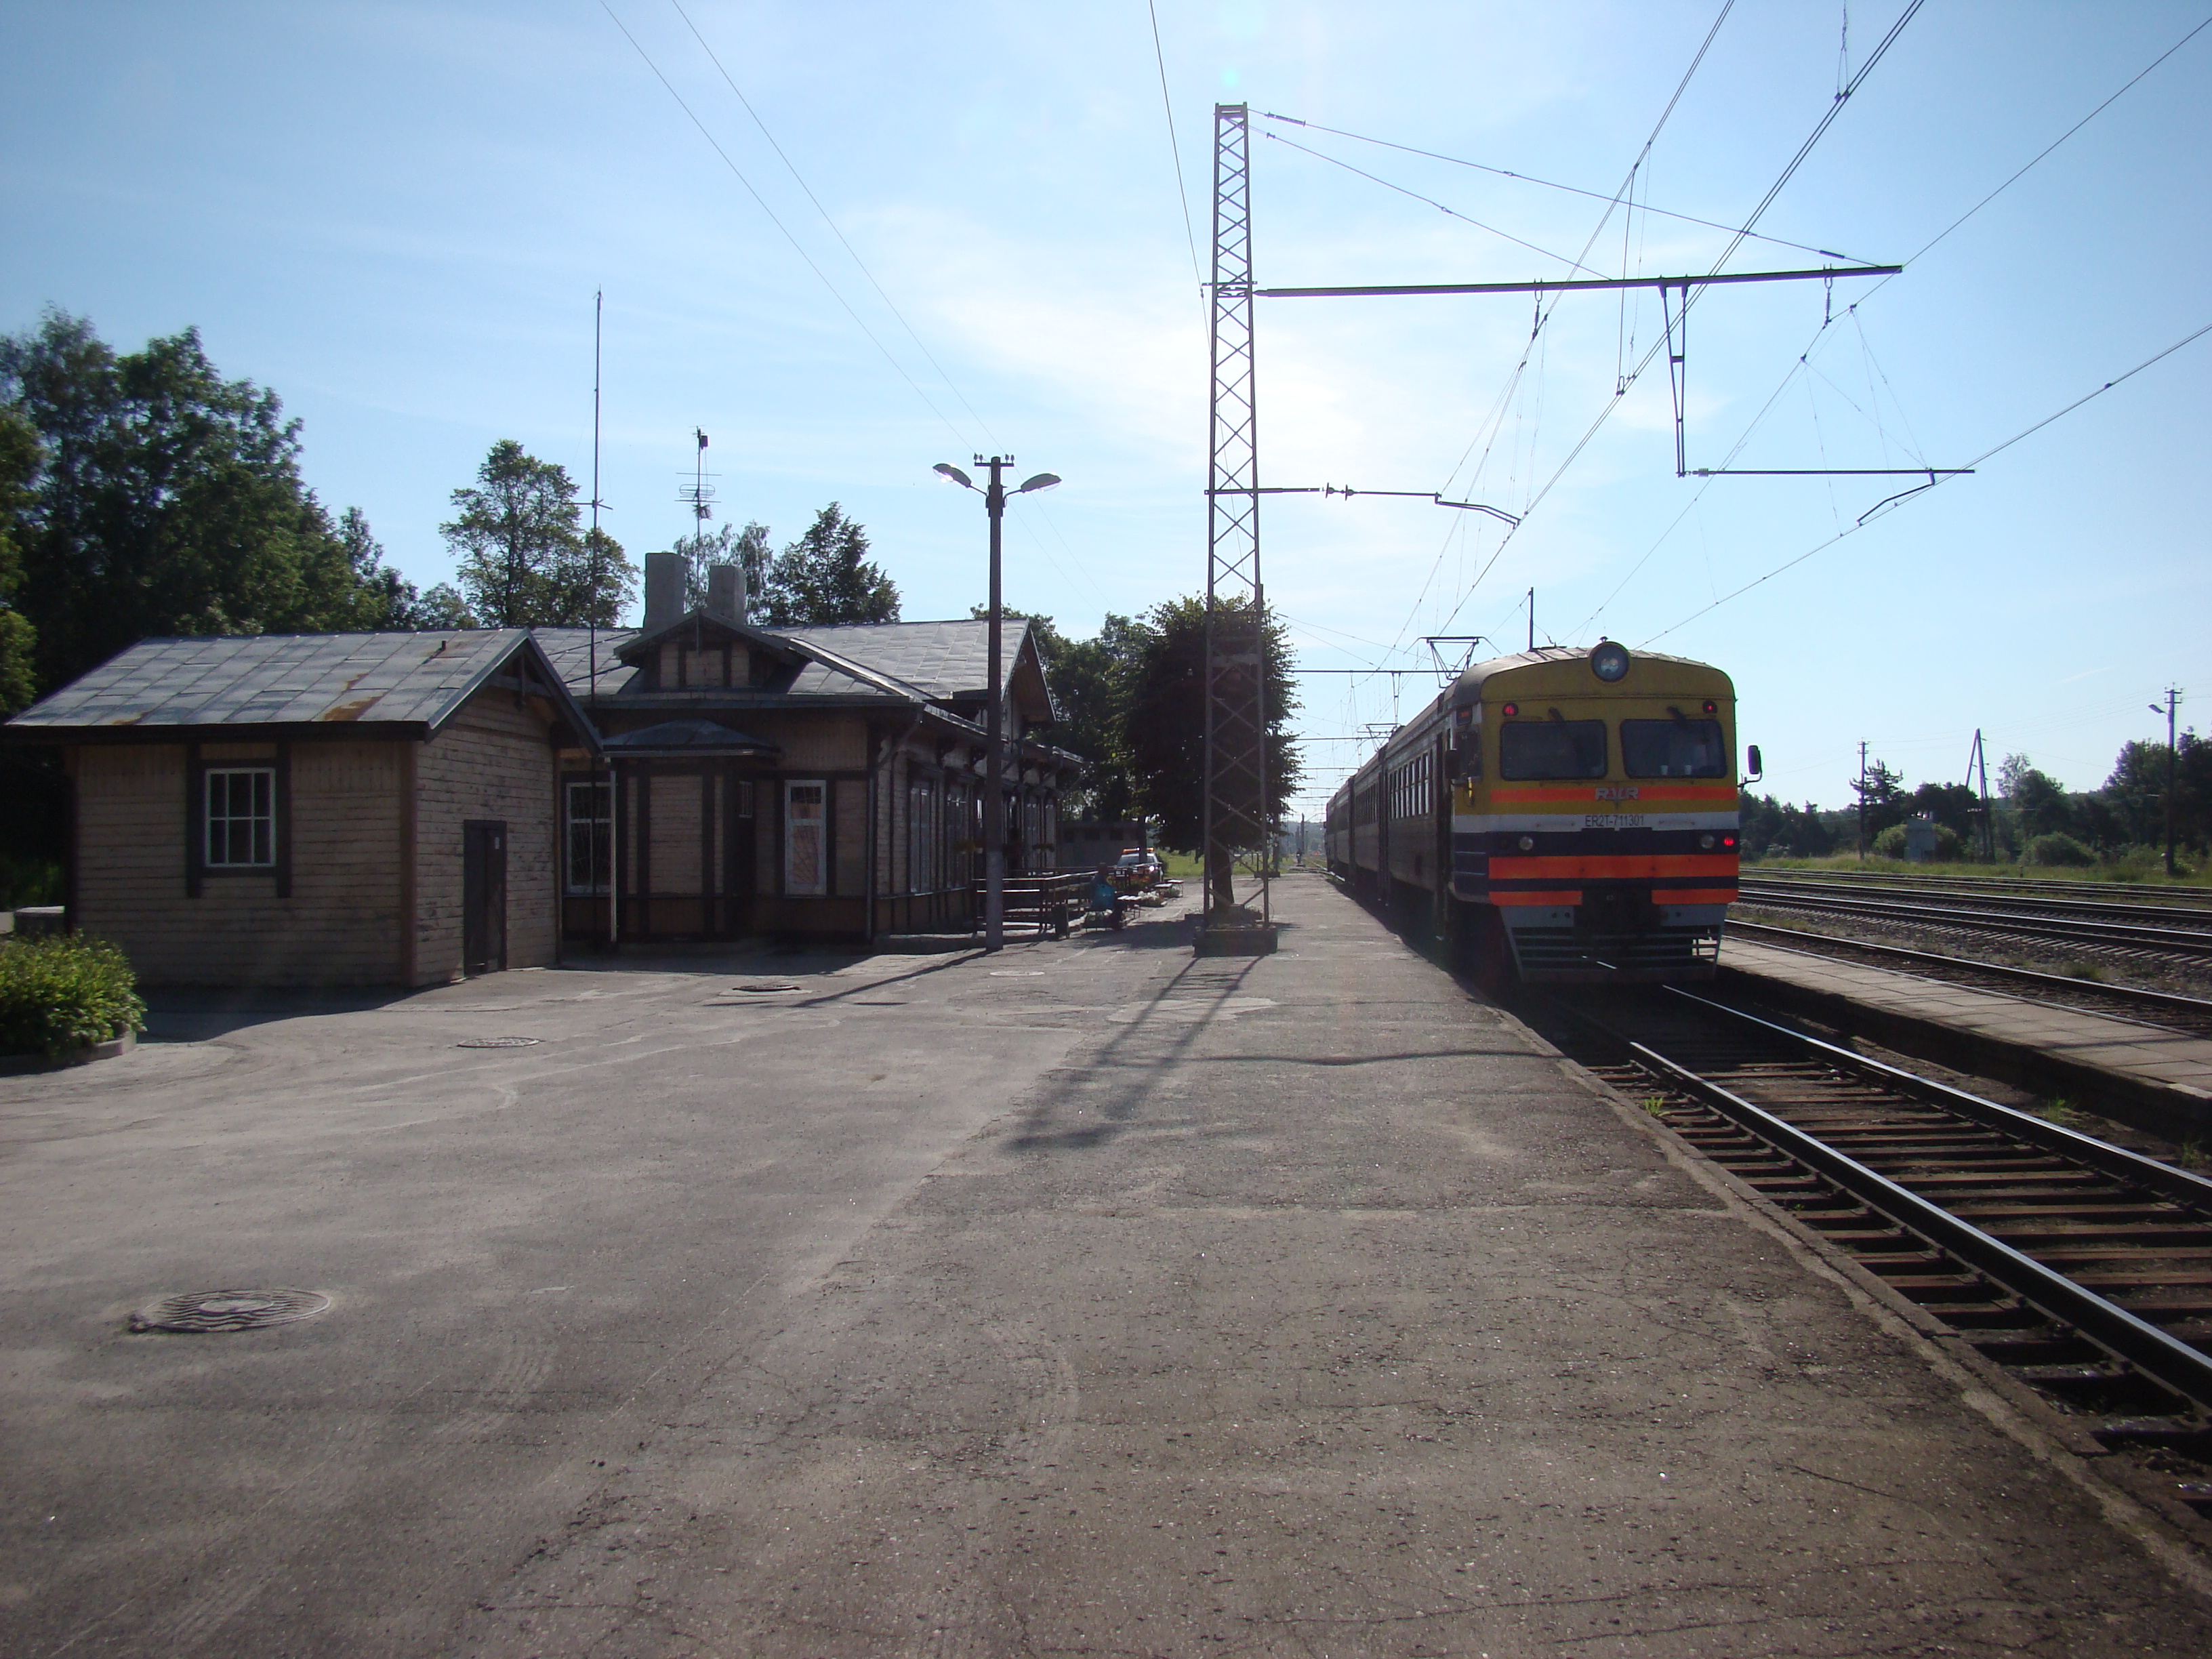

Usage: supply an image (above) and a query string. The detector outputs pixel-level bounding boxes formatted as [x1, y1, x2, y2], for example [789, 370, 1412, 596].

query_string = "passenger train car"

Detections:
[1325, 642, 1744, 983]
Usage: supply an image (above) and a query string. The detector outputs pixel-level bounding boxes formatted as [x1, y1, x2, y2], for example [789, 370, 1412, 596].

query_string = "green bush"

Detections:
[1870, 822, 1964, 861]
[0, 935, 146, 1058]
[2025, 832, 2097, 867]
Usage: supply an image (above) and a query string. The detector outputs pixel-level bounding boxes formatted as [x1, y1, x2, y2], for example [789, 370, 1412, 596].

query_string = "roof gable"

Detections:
[5, 629, 597, 745]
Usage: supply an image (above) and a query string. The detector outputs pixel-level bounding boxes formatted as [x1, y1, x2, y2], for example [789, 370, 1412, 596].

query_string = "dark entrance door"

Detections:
[462, 820, 507, 975]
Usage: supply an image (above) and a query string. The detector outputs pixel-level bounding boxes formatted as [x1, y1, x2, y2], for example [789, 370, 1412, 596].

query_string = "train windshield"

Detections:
[1620, 718, 1727, 778]
[1498, 720, 1607, 779]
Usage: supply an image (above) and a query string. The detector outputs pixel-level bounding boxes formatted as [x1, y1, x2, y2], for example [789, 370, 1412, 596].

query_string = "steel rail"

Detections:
[1664, 986, 2212, 1208]
[1734, 884, 2212, 958]
[1745, 869, 2212, 907]
[1742, 874, 2212, 924]
[1591, 991, 2212, 1410]
[1725, 921, 2212, 1034]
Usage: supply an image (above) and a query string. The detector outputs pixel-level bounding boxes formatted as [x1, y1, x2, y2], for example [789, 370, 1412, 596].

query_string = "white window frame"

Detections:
[784, 779, 827, 896]
[205, 766, 276, 868]
[564, 779, 612, 896]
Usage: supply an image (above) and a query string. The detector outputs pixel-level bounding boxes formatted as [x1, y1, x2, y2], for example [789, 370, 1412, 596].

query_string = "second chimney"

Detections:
[642, 550, 684, 632]
[706, 562, 747, 626]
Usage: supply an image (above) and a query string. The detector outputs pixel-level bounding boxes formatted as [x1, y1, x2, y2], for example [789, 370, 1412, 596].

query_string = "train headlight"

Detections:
[1517, 834, 1535, 851]
[1699, 833, 1715, 850]
[1590, 640, 1631, 682]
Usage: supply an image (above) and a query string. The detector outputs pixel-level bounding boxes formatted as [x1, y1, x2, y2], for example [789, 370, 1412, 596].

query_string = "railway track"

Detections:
[1746, 868, 2212, 909]
[1735, 875, 2212, 970]
[1725, 920, 2212, 1040]
[1532, 984, 2212, 1524]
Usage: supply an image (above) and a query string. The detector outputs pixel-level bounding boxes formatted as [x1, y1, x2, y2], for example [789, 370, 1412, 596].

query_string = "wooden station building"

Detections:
[3, 552, 1081, 985]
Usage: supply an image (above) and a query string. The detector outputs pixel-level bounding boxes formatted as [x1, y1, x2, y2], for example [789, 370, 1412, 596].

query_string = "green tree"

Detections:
[1999, 752, 2073, 839]
[441, 439, 635, 627]
[1118, 595, 1300, 863]
[1848, 758, 1909, 843]
[0, 311, 405, 691]
[0, 405, 38, 712]
[981, 608, 1145, 821]
[666, 519, 773, 613]
[757, 503, 897, 626]
[2104, 733, 2209, 851]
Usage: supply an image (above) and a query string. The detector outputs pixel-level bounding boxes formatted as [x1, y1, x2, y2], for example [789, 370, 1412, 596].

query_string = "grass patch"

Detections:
[2060, 961, 2110, 983]
[0, 934, 146, 1059]
[1748, 852, 2211, 889]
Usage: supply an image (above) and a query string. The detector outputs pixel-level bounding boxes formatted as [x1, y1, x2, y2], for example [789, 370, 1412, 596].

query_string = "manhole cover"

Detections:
[737, 982, 803, 994]
[456, 1036, 541, 1048]
[129, 1288, 331, 1334]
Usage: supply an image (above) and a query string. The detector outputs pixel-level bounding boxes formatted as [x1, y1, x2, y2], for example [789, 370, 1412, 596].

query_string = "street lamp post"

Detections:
[934, 457, 1061, 951]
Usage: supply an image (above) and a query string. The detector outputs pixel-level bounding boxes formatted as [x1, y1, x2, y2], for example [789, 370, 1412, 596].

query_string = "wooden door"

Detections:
[462, 820, 507, 975]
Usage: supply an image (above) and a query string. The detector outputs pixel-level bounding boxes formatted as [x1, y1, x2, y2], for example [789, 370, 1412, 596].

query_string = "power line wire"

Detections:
[1256, 121, 1870, 266]
[596, 0, 966, 442]
[1430, 0, 1924, 637]
[1578, 14, 2209, 636]
[1368, 2, 1740, 672]
[665, 0, 994, 447]
[1147, 1, 1205, 290]
[1263, 133, 1610, 276]
[1640, 319, 2212, 643]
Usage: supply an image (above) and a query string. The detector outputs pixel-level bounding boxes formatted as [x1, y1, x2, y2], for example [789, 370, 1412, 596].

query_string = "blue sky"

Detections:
[3, 1, 2206, 820]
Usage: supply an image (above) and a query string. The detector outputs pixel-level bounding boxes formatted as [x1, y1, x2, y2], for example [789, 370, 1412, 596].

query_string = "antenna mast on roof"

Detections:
[588, 289, 608, 706]
[680, 429, 716, 525]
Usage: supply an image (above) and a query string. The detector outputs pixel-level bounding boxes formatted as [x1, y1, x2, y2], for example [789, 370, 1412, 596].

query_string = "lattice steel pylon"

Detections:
[1202, 102, 1273, 936]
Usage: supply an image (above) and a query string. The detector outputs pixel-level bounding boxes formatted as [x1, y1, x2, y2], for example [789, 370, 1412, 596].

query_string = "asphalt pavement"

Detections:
[3, 876, 2207, 1656]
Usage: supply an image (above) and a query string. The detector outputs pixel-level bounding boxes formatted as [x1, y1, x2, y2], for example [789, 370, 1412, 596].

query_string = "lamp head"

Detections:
[933, 463, 975, 489]
[1016, 472, 1061, 494]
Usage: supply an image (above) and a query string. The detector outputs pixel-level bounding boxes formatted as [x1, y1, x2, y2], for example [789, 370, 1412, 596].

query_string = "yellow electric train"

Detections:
[1324, 641, 1750, 984]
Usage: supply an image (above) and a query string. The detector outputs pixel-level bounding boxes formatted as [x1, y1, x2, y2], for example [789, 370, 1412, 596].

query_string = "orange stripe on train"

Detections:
[1487, 783, 1738, 805]
[1489, 855, 1738, 879]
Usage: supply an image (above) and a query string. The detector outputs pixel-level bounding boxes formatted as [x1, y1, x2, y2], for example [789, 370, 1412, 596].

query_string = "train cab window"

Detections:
[1498, 720, 1607, 779]
[1621, 718, 1727, 778]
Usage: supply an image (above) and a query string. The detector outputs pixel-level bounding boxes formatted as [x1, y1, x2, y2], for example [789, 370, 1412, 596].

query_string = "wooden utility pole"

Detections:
[2152, 687, 2183, 876]
[1858, 741, 1869, 861]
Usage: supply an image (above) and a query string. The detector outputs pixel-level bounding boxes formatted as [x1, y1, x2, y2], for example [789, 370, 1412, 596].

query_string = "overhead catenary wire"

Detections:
[664, 0, 995, 449]
[1263, 133, 1612, 276]
[1639, 319, 2212, 644]
[1428, 0, 1926, 639]
[597, 0, 968, 443]
[1363, 1, 1741, 676]
[1578, 14, 2209, 638]
[1147, 0, 1205, 291]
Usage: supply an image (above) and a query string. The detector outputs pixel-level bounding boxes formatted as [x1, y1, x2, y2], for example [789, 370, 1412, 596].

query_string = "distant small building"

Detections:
[3, 552, 1082, 985]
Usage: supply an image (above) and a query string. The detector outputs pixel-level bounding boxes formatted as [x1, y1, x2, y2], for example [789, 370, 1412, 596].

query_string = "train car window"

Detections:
[1499, 720, 1607, 779]
[1620, 718, 1727, 778]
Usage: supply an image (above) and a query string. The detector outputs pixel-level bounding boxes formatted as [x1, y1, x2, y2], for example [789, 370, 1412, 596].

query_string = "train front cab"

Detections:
[1448, 643, 1739, 984]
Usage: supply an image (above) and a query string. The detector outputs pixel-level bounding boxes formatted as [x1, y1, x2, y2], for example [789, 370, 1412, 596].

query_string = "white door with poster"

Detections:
[784, 780, 826, 895]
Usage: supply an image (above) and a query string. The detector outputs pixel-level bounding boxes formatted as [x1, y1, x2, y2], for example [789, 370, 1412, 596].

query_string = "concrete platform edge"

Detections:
[1517, 1013, 2212, 1599]
[1717, 961, 2212, 1143]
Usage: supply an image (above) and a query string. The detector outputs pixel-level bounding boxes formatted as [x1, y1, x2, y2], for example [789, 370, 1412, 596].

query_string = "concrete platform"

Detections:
[3, 877, 2207, 1655]
[1721, 935, 2212, 1137]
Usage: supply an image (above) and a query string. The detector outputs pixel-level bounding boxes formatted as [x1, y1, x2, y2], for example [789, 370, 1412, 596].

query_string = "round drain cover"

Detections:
[456, 1036, 541, 1048]
[130, 1288, 331, 1334]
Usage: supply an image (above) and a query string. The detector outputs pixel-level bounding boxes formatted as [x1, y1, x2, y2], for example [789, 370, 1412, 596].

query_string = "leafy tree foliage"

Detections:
[0, 405, 37, 712]
[1737, 794, 1837, 858]
[967, 607, 1145, 820]
[2104, 733, 2209, 849]
[0, 311, 416, 694]
[441, 440, 635, 627]
[1848, 757, 1909, 841]
[1117, 595, 1300, 856]
[1999, 752, 2074, 839]
[752, 504, 897, 626]
[666, 520, 774, 613]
